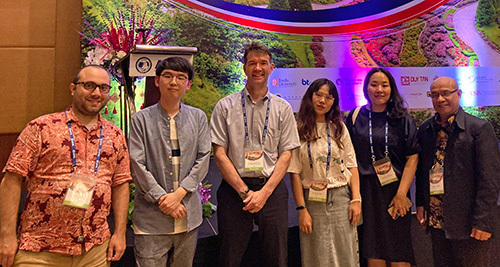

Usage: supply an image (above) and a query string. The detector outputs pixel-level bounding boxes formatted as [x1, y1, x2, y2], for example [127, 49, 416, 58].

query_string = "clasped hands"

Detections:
[158, 192, 186, 219]
[242, 189, 271, 213]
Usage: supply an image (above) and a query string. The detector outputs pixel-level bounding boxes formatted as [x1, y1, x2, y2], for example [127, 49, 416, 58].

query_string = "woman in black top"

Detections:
[346, 68, 420, 267]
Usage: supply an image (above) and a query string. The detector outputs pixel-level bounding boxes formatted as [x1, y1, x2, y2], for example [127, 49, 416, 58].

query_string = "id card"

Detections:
[308, 180, 327, 202]
[429, 166, 444, 195]
[245, 150, 264, 171]
[64, 173, 95, 209]
[373, 157, 398, 186]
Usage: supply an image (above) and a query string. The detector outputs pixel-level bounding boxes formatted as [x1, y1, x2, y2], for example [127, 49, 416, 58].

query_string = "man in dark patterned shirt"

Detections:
[416, 76, 500, 267]
[0, 65, 131, 267]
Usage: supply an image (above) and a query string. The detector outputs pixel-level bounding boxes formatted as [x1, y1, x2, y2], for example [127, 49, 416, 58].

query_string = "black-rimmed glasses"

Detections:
[75, 81, 111, 94]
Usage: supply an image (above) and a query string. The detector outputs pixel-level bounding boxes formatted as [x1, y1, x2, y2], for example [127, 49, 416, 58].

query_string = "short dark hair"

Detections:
[362, 68, 407, 118]
[72, 65, 111, 84]
[243, 42, 273, 64]
[155, 57, 194, 80]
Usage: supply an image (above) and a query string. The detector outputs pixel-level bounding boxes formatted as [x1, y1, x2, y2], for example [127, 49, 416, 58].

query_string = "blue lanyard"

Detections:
[66, 112, 104, 174]
[241, 89, 271, 146]
[369, 111, 389, 162]
[307, 123, 331, 174]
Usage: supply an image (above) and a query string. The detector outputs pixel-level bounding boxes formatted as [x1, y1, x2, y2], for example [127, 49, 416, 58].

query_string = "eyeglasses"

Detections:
[161, 73, 188, 82]
[75, 81, 111, 94]
[427, 89, 458, 99]
[313, 92, 334, 101]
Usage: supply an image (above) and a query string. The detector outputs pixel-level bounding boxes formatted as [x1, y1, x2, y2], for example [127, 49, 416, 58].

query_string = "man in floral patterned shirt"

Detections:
[0, 65, 132, 267]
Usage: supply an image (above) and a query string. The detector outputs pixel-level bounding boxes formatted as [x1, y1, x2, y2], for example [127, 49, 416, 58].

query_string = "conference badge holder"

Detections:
[429, 166, 444, 195]
[64, 173, 95, 209]
[373, 157, 398, 186]
[245, 150, 264, 171]
[308, 180, 328, 202]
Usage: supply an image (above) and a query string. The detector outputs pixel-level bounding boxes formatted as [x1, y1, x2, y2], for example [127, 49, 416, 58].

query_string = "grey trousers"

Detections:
[134, 229, 198, 267]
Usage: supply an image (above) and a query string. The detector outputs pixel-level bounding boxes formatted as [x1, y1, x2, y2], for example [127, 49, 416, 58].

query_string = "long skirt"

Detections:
[300, 186, 359, 267]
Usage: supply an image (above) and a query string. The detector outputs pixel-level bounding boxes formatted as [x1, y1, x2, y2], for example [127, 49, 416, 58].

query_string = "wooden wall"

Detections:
[0, 0, 81, 177]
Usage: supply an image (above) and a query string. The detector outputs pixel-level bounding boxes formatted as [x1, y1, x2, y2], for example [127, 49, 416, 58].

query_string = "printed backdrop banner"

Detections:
[268, 67, 500, 111]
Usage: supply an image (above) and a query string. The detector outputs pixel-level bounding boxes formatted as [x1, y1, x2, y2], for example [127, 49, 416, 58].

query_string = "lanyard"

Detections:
[369, 111, 389, 162]
[241, 89, 271, 146]
[307, 122, 331, 174]
[66, 111, 104, 174]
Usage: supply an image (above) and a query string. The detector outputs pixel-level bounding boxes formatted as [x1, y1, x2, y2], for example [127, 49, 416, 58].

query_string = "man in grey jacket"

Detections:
[129, 57, 211, 266]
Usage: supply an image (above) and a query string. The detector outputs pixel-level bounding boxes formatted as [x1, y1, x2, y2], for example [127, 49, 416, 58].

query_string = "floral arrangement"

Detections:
[79, 6, 171, 81]
[200, 182, 217, 218]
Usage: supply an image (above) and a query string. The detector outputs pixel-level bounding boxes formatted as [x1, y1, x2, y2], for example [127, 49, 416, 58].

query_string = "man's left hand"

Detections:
[470, 228, 492, 241]
[107, 233, 126, 261]
[242, 190, 270, 213]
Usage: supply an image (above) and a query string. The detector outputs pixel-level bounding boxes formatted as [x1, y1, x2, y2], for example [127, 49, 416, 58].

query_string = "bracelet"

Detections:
[350, 198, 362, 203]
[296, 205, 306, 210]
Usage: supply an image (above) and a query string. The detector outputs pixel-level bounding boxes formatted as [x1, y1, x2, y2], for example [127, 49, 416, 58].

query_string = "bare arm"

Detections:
[348, 167, 362, 225]
[290, 172, 312, 233]
[0, 172, 23, 267]
[107, 182, 129, 261]
[390, 154, 418, 219]
[213, 144, 248, 194]
[243, 150, 292, 213]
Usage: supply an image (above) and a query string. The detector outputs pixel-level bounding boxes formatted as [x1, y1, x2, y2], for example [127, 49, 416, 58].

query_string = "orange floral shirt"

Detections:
[3, 107, 131, 255]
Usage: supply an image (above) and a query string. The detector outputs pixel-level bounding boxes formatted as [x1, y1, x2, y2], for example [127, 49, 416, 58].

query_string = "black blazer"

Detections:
[416, 108, 500, 239]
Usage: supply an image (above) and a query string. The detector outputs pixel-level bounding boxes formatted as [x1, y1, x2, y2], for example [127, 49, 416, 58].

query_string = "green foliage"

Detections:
[477, 0, 496, 27]
[400, 24, 427, 67]
[278, 35, 315, 67]
[194, 53, 246, 95]
[269, 0, 291, 10]
[182, 76, 224, 120]
[289, 0, 313, 10]
[203, 202, 217, 218]
[409, 109, 434, 128]
[463, 106, 500, 140]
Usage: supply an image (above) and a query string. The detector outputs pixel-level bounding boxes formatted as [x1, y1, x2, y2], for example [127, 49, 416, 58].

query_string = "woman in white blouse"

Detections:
[288, 78, 362, 267]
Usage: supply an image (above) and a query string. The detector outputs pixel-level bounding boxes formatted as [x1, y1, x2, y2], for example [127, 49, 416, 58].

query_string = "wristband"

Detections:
[350, 198, 362, 203]
[296, 205, 306, 210]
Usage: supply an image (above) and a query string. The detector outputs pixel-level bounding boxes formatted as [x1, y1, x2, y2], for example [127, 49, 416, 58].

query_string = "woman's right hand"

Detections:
[298, 209, 313, 233]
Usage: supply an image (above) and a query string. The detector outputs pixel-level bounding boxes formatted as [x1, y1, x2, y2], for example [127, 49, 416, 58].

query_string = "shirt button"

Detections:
[167, 140, 170, 143]
[77, 236, 84, 242]
[169, 172, 173, 176]
[167, 117, 170, 121]
[169, 156, 172, 159]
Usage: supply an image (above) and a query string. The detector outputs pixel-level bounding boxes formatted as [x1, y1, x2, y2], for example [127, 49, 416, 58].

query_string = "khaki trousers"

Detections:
[13, 239, 110, 267]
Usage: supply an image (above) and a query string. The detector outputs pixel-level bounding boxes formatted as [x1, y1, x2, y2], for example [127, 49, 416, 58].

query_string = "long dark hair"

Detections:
[297, 78, 344, 149]
[362, 68, 407, 118]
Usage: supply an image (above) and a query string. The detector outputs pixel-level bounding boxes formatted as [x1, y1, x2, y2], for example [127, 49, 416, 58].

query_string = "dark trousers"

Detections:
[217, 179, 288, 267]
[431, 228, 491, 267]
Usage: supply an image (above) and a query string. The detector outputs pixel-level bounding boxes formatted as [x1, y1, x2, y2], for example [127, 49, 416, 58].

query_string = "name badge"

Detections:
[64, 173, 95, 209]
[245, 150, 264, 171]
[429, 166, 444, 195]
[308, 180, 327, 202]
[373, 157, 398, 186]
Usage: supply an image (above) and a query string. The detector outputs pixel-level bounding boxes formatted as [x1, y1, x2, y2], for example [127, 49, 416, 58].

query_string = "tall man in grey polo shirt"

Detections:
[129, 57, 211, 266]
[211, 42, 300, 266]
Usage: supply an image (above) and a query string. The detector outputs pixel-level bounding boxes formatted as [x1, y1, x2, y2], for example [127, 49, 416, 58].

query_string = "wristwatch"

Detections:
[296, 205, 306, 210]
[239, 187, 250, 200]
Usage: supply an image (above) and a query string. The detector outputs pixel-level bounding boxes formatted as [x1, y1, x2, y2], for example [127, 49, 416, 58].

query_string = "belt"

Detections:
[241, 176, 269, 185]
